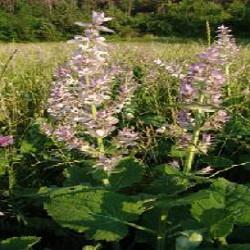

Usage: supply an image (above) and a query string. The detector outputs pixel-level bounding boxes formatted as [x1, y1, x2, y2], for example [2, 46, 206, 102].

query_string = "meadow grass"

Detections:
[0, 43, 72, 133]
[0, 40, 250, 135]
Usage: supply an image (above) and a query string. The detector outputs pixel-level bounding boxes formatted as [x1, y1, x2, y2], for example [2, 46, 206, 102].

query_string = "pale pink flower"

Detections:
[0, 136, 14, 147]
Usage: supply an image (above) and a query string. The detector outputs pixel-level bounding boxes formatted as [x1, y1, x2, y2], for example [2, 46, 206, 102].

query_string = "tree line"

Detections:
[0, 0, 249, 41]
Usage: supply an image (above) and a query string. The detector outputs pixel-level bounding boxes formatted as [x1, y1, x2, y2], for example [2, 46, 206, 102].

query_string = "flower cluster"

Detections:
[43, 12, 138, 172]
[154, 59, 185, 79]
[174, 25, 238, 155]
[155, 25, 238, 169]
[0, 135, 14, 147]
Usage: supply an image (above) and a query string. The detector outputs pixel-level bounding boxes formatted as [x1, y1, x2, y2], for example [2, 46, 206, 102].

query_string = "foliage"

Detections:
[0, 0, 250, 41]
[44, 185, 145, 241]
[0, 236, 40, 250]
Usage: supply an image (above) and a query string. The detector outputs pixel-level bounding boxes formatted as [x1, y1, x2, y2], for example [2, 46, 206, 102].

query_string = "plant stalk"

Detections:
[157, 210, 168, 250]
[184, 128, 200, 173]
[225, 64, 231, 97]
[206, 20, 211, 47]
[97, 137, 105, 154]
[91, 104, 105, 155]
[8, 164, 16, 193]
[184, 95, 204, 173]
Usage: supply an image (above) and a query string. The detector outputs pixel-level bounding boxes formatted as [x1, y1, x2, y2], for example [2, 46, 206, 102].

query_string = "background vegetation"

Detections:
[0, 0, 250, 41]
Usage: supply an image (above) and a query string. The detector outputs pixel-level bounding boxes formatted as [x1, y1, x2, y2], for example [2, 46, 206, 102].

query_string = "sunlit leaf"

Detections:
[44, 185, 145, 241]
[0, 236, 40, 250]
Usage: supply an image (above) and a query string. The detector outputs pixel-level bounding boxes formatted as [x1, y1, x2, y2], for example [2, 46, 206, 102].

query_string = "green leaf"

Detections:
[20, 140, 37, 154]
[200, 156, 233, 169]
[148, 174, 191, 196]
[164, 164, 181, 175]
[191, 178, 250, 238]
[109, 157, 144, 189]
[44, 185, 145, 241]
[63, 165, 93, 186]
[158, 178, 250, 240]
[0, 236, 40, 250]
[209, 218, 233, 238]
[169, 145, 186, 158]
[139, 114, 166, 126]
[135, 208, 161, 245]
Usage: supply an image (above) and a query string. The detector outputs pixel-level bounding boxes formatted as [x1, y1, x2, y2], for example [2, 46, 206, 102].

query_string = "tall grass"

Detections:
[0, 40, 249, 137]
[0, 43, 72, 133]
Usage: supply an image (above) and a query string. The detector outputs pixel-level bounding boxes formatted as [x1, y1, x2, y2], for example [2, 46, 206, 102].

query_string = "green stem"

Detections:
[157, 210, 168, 250]
[97, 137, 105, 154]
[206, 20, 211, 47]
[91, 104, 105, 155]
[225, 64, 231, 97]
[91, 104, 97, 120]
[8, 164, 16, 193]
[184, 128, 200, 173]
[184, 95, 204, 173]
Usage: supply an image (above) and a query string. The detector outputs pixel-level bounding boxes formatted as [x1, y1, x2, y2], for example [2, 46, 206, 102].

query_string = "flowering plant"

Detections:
[0, 135, 13, 147]
[42, 12, 138, 173]
[156, 26, 238, 173]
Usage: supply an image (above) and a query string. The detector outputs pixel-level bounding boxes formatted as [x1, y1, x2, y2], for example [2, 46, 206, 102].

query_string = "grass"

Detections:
[0, 40, 249, 134]
[0, 43, 72, 132]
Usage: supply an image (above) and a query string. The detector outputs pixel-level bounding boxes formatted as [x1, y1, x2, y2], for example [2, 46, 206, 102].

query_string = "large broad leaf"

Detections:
[200, 156, 233, 169]
[63, 165, 97, 187]
[190, 178, 250, 238]
[158, 178, 250, 239]
[63, 160, 97, 187]
[0, 236, 40, 250]
[44, 185, 145, 241]
[109, 157, 144, 189]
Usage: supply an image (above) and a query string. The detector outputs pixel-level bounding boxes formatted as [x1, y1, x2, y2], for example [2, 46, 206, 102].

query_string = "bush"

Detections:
[0, 0, 250, 41]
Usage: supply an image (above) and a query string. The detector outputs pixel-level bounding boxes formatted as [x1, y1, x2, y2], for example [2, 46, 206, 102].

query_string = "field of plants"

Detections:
[0, 12, 250, 250]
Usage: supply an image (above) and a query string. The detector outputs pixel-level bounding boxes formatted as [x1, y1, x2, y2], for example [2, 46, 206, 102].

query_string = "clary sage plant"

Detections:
[156, 25, 238, 173]
[42, 12, 138, 174]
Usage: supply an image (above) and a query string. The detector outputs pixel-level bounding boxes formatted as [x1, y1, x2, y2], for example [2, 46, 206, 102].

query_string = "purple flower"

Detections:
[177, 110, 192, 128]
[0, 136, 14, 147]
[199, 133, 213, 154]
[172, 25, 236, 150]
[189, 63, 207, 75]
[180, 80, 195, 102]
[95, 155, 122, 172]
[213, 110, 229, 128]
[44, 11, 137, 172]
[177, 134, 192, 148]
[204, 110, 229, 130]
[199, 47, 221, 64]
[92, 11, 113, 25]
[116, 128, 139, 149]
